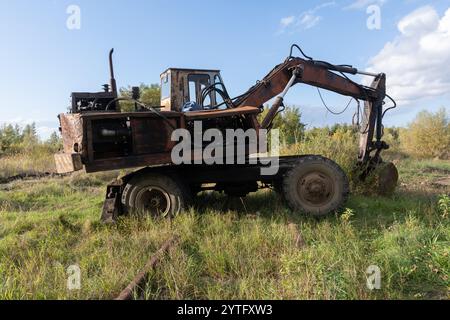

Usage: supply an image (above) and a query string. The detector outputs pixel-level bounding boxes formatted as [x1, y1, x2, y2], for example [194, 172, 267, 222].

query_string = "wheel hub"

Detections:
[298, 172, 334, 206]
[136, 187, 171, 217]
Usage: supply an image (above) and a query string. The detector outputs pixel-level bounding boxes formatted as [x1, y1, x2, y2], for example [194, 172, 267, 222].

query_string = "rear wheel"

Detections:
[282, 156, 349, 217]
[122, 173, 188, 218]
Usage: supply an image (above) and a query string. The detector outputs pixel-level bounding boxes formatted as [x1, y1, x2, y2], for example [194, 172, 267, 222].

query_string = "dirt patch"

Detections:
[432, 177, 450, 187]
[0, 172, 68, 185]
[422, 167, 450, 175]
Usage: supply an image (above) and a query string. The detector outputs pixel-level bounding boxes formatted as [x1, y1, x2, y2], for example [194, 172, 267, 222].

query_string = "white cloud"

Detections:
[0, 117, 37, 129]
[367, 6, 450, 105]
[300, 14, 322, 30]
[398, 6, 439, 36]
[36, 126, 58, 140]
[280, 16, 295, 28]
[344, 0, 387, 10]
[278, 2, 336, 34]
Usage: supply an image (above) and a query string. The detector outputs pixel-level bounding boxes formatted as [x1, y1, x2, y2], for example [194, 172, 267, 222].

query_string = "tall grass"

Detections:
[0, 147, 56, 179]
[0, 123, 448, 300]
[0, 172, 448, 299]
[281, 127, 358, 174]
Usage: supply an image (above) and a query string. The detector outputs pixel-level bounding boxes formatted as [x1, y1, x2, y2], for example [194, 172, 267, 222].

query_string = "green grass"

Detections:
[0, 151, 56, 180]
[0, 160, 449, 300]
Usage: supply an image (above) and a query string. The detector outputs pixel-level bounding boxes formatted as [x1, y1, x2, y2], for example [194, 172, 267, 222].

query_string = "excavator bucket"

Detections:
[357, 160, 399, 196]
[374, 161, 399, 196]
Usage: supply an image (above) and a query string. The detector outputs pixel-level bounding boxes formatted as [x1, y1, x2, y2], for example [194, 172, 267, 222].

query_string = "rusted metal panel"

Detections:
[236, 58, 375, 109]
[358, 74, 386, 162]
[299, 60, 375, 100]
[59, 113, 84, 155]
[131, 118, 177, 155]
[84, 152, 173, 173]
[79, 111, 182, 120]
[184, 106, 260, 121]
[56, 111, 187, 173]
[67, 106, 262, 173]
[54, 153, 83, 174]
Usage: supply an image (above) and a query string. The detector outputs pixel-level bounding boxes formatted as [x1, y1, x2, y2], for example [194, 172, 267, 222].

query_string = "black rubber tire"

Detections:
[121, 173, 189, 218]
[282, 155, 349, 217]
[189, 183, 202, 198]
[273, 179, 283, 195]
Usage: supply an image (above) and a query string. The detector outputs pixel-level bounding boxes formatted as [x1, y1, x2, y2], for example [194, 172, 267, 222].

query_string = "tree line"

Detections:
[1, 83, 448, 160]
[0, 123, 61, 156]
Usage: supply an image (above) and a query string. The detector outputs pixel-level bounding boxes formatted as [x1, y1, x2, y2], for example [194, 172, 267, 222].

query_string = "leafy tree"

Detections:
[383, 127, 401, 150]
[139, 84, 161, 106]
[400, 108, 449, 159]
[46, 131, 62, 152]
[119, 83, 161, 112]
[22, 123, 38, 145]
[258, 105, 305, 147]
[0, 124, 22, 153]
[47, 131, 60, 145]
[329, 123, 357, 135]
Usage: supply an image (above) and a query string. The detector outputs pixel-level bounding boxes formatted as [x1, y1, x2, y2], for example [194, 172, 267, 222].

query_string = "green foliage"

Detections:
[0, 123, 62, 157]
[259, 105, 305, 147]
[438, 194, 449, 218]
[139, 84, 161, 106]
[0, 167, 448, 299]
[400, 108, 450, 159]
[119, 83, 161, 112]
[383, 127, 401, 149]
[0, 125, 62, 177]
[0, 113, 448, 299]
[22, 123, 38, 145]
[283, 125, 359, 175]
[46, 132, 63, 152]
[0, 124, 22, 154]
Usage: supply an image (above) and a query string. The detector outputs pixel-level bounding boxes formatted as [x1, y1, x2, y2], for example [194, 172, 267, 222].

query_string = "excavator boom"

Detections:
[233, 49, 390, 167]
[236, 57, 377, 108]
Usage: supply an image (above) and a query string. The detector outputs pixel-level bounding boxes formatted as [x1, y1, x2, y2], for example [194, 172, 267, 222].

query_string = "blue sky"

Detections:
[0, 0, 449, 138]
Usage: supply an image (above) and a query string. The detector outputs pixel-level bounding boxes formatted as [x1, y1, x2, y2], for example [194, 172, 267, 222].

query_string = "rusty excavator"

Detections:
[55, 45, 399, 222]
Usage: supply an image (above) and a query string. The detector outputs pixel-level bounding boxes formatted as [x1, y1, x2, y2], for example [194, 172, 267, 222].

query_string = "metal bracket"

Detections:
[100, 183, 123, 223]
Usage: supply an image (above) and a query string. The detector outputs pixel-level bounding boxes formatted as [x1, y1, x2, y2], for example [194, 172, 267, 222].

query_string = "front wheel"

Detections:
[282, 156, 349, 217]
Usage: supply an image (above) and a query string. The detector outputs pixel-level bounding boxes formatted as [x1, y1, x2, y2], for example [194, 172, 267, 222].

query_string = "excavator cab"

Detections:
[160, 68, 227, 112]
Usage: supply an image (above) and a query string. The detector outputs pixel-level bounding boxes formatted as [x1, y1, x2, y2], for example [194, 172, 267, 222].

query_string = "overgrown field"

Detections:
[0, 157, 448, 300]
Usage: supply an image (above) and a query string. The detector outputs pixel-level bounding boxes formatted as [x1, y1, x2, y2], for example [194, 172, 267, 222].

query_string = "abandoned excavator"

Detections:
[55, 45, 399, 222]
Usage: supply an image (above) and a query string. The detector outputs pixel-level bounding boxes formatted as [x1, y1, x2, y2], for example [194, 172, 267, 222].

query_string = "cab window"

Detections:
[214, 74, 227, 110]
[161, 73, 170, 100]
[188, 74, 211, 106]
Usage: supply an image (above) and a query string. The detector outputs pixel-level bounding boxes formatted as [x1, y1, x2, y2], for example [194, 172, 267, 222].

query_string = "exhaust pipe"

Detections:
[109, 48, 118, 98]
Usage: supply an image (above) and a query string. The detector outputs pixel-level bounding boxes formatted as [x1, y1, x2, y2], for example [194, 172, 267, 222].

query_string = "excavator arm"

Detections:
[235, 54, 389, 166]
